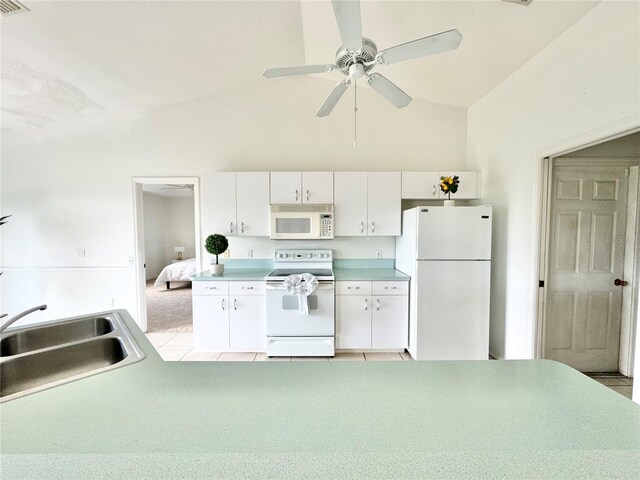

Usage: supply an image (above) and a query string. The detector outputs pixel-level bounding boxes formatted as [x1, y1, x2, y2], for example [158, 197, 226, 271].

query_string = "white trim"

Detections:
[132, 176, 201, 333]
[531, 118, 640, 372]
[1, 267, 132, 272]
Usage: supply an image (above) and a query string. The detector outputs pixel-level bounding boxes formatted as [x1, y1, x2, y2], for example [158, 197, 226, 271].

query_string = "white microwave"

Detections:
[270, 205, 334, 240]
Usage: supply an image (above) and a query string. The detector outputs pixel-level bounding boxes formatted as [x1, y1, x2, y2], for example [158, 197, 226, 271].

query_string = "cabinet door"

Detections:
[371, 295, 408, 349]
[302, 172, 333, 204]
[367, 172, 401, 236]
[402, 172, 441, 199]
[440, 171, 479, 199]
[236, 172, 270, 236]
[270, 172, 301, 204]
[334, 172, 368, 236]
[202, 172, 236, 237]
[336, 295, 371, 349]
[193, 295, 230, 351]
[229, 295, 266, 352]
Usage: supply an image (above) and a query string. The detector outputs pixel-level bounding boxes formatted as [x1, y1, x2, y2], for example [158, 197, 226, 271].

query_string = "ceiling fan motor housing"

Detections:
[335, 37, 377, 75]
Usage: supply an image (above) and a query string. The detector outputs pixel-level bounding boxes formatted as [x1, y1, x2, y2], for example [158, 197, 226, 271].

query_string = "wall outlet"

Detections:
[75, 249, 86, 259]
[108, 298, 115, 308]
[246, 249, 253, 258]
[376, 249, 383, 258]
[127, 256, 134, 265]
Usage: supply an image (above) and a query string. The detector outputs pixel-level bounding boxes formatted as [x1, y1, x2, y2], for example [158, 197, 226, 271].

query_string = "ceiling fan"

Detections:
[262, 0, 463, 117]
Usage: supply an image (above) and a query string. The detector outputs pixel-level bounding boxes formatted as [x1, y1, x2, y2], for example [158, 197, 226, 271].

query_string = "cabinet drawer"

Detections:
[192, 281, 229, 296]
[372, 281, 408, 296]
[336, 281, 371, 295]
[229, 281, 265, 296]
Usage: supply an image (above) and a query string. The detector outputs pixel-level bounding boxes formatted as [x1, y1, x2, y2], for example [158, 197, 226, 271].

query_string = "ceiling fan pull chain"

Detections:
[353, 78, 358, 148]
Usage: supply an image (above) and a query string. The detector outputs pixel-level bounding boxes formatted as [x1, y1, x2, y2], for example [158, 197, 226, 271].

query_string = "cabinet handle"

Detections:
[384, 286, 398, 290]
[229, 222, 234, 234]
[347, 286, 360, 290]
[364, 298, 368, 311]
[295, 189, 299, 202]
[371, 221, 375, 234]
[240, 222, 245, 234]
[205, 286, 217, 290]
[433, 184, 436, 197]
[233, 298, 238, 310]
[242, 286, 254, 290]
[376, 299, 380, 311]
[221, 298, 226, 310]
[306, 189, 310, 202]
[360, 221, 364, 234]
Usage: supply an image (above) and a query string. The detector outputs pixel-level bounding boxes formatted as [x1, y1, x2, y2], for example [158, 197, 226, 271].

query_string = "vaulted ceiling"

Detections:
[1, 0, 599, 131]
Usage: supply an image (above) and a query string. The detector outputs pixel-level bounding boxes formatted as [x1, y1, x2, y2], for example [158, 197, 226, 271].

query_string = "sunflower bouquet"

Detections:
[439, 175, 460, 200]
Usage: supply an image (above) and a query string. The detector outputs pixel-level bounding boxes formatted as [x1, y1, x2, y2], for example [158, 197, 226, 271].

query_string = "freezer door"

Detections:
[417, 206, 492, 260]
[414, 260, 490, 360]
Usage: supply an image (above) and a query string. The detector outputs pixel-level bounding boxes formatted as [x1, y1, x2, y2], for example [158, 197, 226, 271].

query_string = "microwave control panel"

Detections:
[320, 214, 333, 238]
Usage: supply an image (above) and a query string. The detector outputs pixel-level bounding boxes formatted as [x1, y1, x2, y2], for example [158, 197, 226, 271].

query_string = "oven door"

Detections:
[265, 282, 335, 336]
[270, 213, 320, 239]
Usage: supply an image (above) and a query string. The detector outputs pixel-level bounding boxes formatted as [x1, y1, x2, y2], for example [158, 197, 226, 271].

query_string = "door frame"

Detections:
[132, 176, 201, 332]
[532, 121, 640, 378]
[537, 156, 639, 374]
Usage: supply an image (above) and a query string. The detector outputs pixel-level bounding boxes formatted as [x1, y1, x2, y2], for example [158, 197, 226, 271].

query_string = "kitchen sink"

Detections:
[0, 312, 145, 403]
[0, 317, 113, 356]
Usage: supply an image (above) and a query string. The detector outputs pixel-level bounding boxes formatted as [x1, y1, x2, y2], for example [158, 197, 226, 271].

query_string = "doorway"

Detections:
[539, 133, 640, 376]
[132, 177, 201, 333]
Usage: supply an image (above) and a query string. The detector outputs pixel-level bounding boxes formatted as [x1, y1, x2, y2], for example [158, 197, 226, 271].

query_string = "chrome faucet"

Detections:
[0, 305, 48, 334]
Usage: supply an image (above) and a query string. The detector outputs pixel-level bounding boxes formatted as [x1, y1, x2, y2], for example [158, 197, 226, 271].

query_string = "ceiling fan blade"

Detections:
[316, 80, 350, 117]
[367, 73, 412, 108]
[331, 0, 362, 52]
[376, 29, 462, 65]
[262, 65, 336, 78]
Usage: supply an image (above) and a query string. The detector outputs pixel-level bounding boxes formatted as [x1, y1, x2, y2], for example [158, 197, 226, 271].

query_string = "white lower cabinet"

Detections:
[193, 281, 266, 352]
[336, 281, 408, 350]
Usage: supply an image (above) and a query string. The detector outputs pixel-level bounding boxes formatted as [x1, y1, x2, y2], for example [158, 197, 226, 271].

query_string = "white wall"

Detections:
[142, 192, 166, 280]
[466, 1, 640, 359]
[0, 76, 467, 325]
[163, 196, 196, 262]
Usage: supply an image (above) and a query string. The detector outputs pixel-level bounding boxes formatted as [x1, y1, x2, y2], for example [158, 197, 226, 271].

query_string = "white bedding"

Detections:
[154, 258, 196, 287]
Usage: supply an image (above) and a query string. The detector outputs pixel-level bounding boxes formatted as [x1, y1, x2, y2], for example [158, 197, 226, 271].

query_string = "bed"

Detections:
[153, 258, 196, 289]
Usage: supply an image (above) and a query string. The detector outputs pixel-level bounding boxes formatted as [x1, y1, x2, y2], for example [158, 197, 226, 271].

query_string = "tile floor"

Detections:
[145, 333, 634, 399]
[146, 332, 411, 362]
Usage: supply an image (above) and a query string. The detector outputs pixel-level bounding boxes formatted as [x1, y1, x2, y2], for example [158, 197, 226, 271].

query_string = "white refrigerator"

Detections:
[395, 206, 492, 360]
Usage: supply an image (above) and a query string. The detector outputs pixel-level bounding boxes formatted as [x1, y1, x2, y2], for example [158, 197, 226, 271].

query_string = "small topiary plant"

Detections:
[205, 234, 229, 265]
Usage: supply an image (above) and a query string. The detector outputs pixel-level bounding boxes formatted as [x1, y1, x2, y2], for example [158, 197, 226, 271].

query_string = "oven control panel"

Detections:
[274, 250, 333, 261]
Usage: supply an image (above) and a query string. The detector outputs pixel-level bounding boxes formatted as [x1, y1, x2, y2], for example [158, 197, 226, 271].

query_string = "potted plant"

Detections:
[439, 175, 460, 206]
[205, 233, 228, 276]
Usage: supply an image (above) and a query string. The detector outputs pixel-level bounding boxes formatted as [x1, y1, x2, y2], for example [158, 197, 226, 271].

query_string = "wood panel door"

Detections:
[544, 164, 629, 372]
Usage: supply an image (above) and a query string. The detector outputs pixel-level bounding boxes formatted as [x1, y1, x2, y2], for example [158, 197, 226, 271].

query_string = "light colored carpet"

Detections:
[146, 279, 193, 333]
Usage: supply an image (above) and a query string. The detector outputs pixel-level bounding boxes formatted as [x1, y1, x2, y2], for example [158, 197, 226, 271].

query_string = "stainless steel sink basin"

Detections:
[0, 312, 145, 403]
[0, 317, 113, 356]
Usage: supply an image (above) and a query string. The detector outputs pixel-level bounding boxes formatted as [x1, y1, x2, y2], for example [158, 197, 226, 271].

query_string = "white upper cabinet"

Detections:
[334, 172, 401, 236]
[302, 172, 333, 204]
[334, 172, 368, 236]
[367, 172, 401, 236]
[270, 172, 302, 204]
[202, 172, 269, 237]
[401, 171, 481, 200]
[270, 172, 333, 204]
[236, 172, 270, 236]
[402, 172, 441, 199]
[202, 172, 237, 237]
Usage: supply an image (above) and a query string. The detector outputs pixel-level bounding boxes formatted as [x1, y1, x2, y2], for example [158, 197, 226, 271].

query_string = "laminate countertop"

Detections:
[1, 310, 638, 479]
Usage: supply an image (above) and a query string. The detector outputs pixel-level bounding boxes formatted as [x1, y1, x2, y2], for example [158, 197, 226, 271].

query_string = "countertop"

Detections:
[1, 310, 639, 479]
[191, 268, 409, 282]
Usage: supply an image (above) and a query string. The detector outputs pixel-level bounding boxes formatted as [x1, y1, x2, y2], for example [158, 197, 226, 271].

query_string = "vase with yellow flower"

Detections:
[439, 175, 460, 206]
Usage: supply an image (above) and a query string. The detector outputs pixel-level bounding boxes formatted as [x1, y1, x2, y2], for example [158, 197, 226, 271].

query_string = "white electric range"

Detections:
[265, 249, 335, 357]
